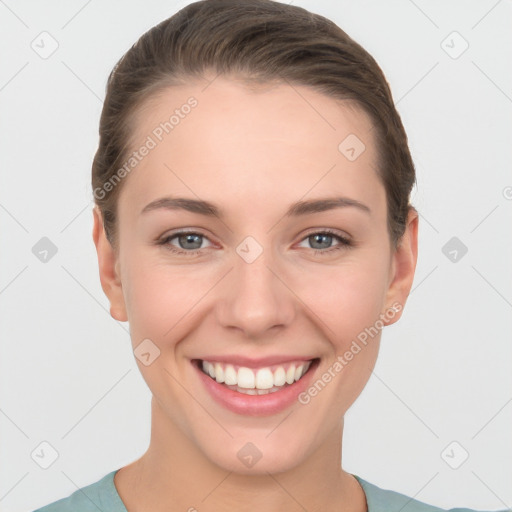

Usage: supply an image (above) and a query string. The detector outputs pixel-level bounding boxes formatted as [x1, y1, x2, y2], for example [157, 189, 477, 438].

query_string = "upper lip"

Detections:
[194, 355, 316, 368]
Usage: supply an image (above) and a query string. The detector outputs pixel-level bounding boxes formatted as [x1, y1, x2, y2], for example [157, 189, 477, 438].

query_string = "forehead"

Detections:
[133, 76, 375, 151]
[120, 76, 383, 217]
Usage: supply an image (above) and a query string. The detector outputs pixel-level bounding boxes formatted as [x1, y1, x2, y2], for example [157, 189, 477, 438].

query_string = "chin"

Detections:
[196, 432, 312, 475]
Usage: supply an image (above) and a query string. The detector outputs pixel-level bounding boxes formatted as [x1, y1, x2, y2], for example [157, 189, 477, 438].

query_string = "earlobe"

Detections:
[92, 207, 128, 322]
[382, 208, 419, 326]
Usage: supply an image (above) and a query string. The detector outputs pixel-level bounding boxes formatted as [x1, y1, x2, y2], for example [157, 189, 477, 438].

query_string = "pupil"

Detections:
[311, 234, 331, 249]
[180, 234, 201, 249]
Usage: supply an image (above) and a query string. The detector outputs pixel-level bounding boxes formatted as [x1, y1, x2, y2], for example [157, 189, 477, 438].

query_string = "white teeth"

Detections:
[214, 363, 224, 383]
[224, 364, 237, 385]
[294, 364, 304, 382]
[237, 367, 255, 389]
[255, 368, 274, 389]
[274, 366, 286, 387]
[228, 385, 288, 395]
[200, 359, 314, 391]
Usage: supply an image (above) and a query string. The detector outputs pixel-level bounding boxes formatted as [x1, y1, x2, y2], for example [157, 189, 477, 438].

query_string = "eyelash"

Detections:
[156, 228, 353, 257]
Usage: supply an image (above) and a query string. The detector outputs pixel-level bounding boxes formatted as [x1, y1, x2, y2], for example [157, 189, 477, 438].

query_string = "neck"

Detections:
[115, 398, 367, 512]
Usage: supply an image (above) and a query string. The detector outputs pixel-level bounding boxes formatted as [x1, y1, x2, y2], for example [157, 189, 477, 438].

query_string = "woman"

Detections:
[32, 0, 508, 510]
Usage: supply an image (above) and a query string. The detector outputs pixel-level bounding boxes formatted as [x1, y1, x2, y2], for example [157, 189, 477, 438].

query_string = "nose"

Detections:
[215, 243, 296, 339]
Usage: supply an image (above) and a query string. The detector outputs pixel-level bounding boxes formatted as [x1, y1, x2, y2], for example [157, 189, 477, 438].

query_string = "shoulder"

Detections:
[31, 470, 127, 512]
[353, 475, 510, 512]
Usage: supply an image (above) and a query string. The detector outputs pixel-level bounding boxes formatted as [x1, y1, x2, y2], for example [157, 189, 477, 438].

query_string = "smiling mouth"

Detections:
[195, 358, 318, 395]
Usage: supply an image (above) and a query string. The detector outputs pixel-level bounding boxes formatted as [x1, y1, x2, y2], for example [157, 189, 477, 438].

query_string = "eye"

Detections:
[297, 229, 352, 256]
[157, 230, 213, 256]
[156, 228, 353, 257]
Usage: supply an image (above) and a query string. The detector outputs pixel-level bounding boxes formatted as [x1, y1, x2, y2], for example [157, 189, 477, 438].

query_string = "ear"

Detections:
[92, 206, 128, 322]
[382, 208, 419, 326]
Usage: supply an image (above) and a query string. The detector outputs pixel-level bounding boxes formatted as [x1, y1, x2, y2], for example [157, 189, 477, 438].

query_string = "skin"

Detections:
[93, 76, 418, 512]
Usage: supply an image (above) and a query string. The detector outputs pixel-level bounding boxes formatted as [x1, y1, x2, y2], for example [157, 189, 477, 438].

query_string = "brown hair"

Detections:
[92, 0, 416, 250]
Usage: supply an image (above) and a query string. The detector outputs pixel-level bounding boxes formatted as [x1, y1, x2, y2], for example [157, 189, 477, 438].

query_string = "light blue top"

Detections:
[32, 469, 509, 512]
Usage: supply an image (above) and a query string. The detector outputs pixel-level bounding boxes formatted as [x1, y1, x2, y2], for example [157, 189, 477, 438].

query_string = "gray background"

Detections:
[1, 1, 511, 510]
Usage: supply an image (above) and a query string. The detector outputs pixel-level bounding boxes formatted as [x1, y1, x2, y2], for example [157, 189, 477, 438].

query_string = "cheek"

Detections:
[125, 277, 171, 336]
[121, 257, 214, 348]
[121, 262, 204, 408]
[296, 261, 389, 410]
[295, 253, 390, 343]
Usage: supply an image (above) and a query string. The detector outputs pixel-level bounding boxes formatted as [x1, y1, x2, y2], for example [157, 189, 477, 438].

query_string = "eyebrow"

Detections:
[140, 196, 371, 218]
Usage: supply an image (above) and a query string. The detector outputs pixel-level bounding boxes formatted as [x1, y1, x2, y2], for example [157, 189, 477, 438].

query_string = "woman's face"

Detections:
[94, 76, 417, 474]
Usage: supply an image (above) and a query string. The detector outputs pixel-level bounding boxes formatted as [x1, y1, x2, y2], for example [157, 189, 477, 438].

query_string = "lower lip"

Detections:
[193, 359, 319, 416]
